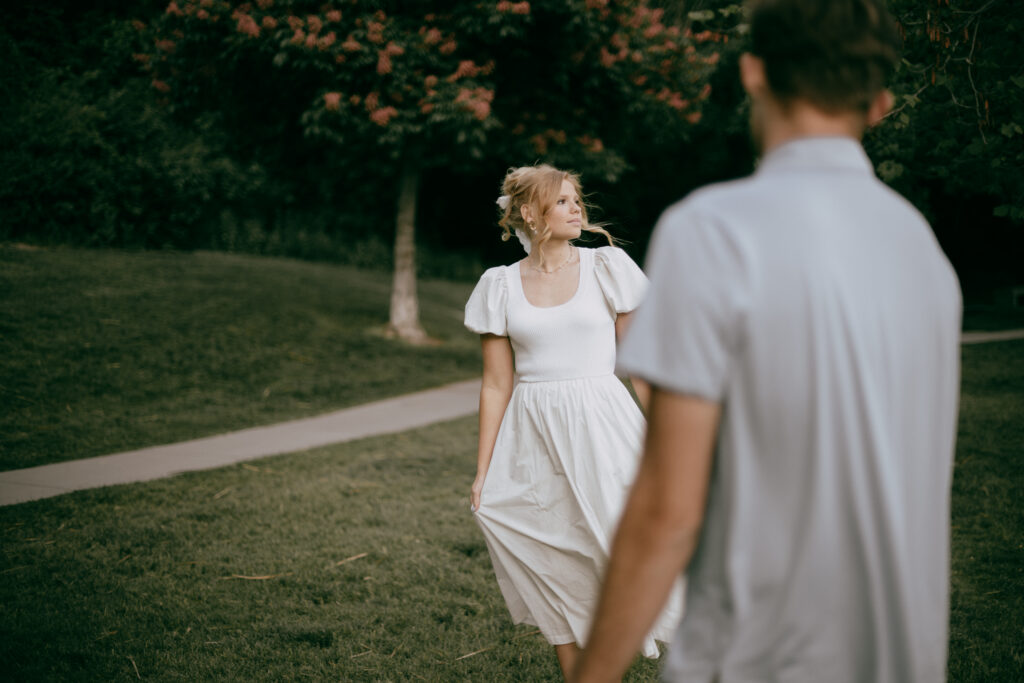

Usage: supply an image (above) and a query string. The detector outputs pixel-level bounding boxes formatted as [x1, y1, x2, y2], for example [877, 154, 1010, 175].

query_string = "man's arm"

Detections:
[571, 388, 720, 682]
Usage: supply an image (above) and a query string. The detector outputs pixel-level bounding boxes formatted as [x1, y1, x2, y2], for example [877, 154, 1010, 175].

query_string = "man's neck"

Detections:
[761, 100, 865, 155]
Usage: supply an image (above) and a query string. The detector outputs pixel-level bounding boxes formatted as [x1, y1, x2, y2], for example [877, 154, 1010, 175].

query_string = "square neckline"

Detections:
[512, 247, 591, 309]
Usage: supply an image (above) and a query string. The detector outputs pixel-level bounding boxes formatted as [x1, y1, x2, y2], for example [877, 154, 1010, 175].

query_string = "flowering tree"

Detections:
[141, 0, 721, 342]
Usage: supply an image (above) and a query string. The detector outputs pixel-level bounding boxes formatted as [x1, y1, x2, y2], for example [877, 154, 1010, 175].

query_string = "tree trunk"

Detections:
[387, 163, 432, 344]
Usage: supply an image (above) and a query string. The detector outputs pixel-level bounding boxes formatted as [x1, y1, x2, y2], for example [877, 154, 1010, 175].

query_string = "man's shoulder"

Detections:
[656, 176, 759, 235]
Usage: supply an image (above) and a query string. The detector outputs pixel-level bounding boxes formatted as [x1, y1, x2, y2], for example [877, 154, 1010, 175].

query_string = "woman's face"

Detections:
[543, 179, 584, 241]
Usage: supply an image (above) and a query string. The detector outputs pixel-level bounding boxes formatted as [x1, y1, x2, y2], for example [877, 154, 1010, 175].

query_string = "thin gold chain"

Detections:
[528, 246, 577, 274]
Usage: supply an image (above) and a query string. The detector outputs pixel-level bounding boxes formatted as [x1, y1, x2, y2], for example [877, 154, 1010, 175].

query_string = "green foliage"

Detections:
[0, 246, 480, 471]
[0, 15, 265, 249]
[142, 0, 723, 184]
[868, 0, 1024, 225]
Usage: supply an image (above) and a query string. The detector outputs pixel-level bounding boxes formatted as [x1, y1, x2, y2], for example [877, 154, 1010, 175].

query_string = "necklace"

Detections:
[528, 246, 576, 274]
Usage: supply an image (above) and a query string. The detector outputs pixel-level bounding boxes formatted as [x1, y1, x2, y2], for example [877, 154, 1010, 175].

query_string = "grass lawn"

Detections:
[0, 244, 481, 471]
[0, 415, 664, 681]
[947, 340, 1024, 680]
[1, 245, 1021, 680]
[0, 348, 1020, 681]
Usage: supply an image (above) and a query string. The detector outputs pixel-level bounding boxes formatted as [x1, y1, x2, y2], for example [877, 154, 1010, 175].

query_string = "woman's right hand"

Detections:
[470, 477, 485, 512]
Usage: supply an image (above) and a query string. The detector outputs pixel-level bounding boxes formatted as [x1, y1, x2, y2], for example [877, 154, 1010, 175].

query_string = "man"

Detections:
[571, 1, 962, 681]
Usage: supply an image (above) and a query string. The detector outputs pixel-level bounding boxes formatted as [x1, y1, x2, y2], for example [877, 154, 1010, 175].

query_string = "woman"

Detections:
[464, 164, 683, 678]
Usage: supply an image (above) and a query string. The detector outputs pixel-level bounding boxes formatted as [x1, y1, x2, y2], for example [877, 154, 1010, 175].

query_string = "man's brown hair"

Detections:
[748, 0, 901, 113]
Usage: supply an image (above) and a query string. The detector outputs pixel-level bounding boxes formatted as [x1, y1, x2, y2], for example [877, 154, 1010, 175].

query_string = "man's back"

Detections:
[639, 137, 961, 682]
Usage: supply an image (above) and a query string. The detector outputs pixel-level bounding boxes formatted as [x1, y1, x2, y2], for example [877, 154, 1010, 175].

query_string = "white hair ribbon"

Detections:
[497, 195, 531, 254]
[514, 228, 532, 255]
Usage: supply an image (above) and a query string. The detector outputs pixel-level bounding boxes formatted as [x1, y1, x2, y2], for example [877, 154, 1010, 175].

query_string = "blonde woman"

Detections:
[464, 164, 683, 678]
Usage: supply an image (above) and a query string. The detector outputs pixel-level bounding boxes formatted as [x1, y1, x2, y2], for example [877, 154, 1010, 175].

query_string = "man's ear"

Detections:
[739, 53, 767, 99]
[867, 89, 895, 127]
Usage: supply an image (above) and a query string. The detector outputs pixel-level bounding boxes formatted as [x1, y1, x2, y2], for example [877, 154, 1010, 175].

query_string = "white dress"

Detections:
[464, 246, 684, 657]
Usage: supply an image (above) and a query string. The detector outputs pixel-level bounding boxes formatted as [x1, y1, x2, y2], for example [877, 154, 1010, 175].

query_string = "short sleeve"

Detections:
[593, 246, 649, 314]
[616, 202, 751, 402]
[464, 266, 509, 336]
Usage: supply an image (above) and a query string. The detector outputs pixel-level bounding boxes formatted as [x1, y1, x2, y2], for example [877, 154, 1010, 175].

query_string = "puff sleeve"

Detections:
[464, 266, 509, 336]
[594, 246, 649, 314]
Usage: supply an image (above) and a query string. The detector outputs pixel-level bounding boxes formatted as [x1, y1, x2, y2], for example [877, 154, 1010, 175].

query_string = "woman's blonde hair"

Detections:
[497, 164, 614, 267]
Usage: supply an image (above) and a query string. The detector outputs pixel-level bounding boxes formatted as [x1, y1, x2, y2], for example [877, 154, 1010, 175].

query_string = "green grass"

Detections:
[1, 246, 1021, 680]
[947, 340, 1024, 680]
[0, 416, 664, 681]
[0, 244, 481, 471]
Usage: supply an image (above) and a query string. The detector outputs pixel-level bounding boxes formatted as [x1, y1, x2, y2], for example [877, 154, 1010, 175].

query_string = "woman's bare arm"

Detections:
[472, 333, 515, 509]
[615, 311, 651, 413]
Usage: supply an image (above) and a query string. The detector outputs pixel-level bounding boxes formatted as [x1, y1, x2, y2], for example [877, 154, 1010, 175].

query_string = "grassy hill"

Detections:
[0, 244, 481, 471]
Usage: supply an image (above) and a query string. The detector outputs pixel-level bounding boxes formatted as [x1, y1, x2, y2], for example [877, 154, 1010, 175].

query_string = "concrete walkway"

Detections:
[1, 327, 1021, 508]
[960, 328, 1024, 344]
[0, 378, 481, 507]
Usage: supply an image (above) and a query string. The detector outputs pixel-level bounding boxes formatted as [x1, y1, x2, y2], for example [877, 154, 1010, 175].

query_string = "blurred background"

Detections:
[2, 0, 1020, 292]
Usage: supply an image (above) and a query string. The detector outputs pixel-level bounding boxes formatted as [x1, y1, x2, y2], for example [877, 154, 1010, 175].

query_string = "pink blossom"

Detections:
[326, 10, 342, 23]
[306, 15, 323, 34]
[585, 0, 607, 8]
[287, 15, 303, 30]
[291, 29, 305, 45]
[632, 74, 647, 86]
[365, 92, 380, 111]
[686, 111, 702, 124]
[200, 0, 213, 7]
[335, 54, 346, 64]
[439, 38, 457, 55]
[511, 1, 530, 14]
[453, 60, 479, 79]
[706, 52, 720, 65]
[342, 37, 362, 52]
[366, 21, 385, 44]
[261, 16, 277, 29]
[131, 19, 146, 31]
[323, 92, 342, 111]
[319, 32, 336, 49]
[377, 52, 393, 74]
[422, 27, 442, 45]
[420, 101, 434, 114]
[349, 94, 360, 105]
[155, 39, 176, 53]
[257, 0, 273, 9]
[373, 10, 386, 21]
[197, 9, 210, 19]
[610, 33, 626, 50]
[701, 83, 712, 98]
[497, 1, 513, 11]
[151, 79, 171, 93]
[132, 53, 151, 64]
[384, 41, 404, 56]
[599, 47, 615, 68]
[305, 33, 317, 48]
[370, 106, 398, 126]
[530, 134, 548, 155]
[424, 75, 439, 89]
[236, 14, 260, 38]
[165, 2, 183, 17]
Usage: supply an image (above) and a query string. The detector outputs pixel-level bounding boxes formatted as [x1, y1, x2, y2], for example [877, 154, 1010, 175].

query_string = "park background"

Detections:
[1, 0, 1022, 680]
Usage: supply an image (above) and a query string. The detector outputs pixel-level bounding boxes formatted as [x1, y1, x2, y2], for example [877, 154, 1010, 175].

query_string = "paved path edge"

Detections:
[0, 378, 481, 507]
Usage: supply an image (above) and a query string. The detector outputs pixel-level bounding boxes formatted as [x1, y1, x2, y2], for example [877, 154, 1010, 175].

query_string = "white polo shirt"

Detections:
[618, 137, 961, 683]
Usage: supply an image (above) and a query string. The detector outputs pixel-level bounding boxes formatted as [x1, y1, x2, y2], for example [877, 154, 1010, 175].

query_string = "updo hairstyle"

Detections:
[497, 164, 614, 267]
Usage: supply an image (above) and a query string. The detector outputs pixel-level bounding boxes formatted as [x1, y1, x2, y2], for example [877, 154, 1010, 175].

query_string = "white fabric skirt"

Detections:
[474, 374, 684, 657]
